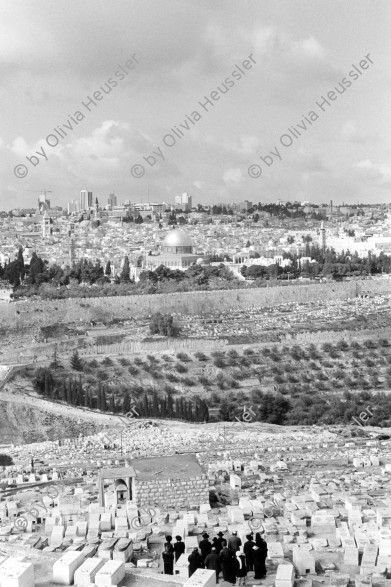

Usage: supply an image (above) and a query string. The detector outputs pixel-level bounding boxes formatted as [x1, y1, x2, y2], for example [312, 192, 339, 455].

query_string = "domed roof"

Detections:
[163, 228, 193, 248]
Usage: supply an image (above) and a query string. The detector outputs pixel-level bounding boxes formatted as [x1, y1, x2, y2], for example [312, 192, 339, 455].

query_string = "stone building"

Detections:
[98, 455, 209, 509]
[145, 227, 209, 271]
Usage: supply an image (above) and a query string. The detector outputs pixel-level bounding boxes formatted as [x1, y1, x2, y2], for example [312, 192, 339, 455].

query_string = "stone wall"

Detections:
[134, 475, 209, 509]
[0, 278, 389, 329]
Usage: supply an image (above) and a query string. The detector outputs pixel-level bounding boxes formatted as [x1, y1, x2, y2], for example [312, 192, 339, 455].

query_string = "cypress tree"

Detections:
[143, 395, 150, 416]
[66, 378, 72, 404]
[101, 387, 107, 412]
[123, 392, 131, 414]
[152, 394, 159, 417]
[166, 392, 174, 418]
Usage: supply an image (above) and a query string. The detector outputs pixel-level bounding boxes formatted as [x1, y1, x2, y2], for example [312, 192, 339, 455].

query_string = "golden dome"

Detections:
[162, 228, 193, 248]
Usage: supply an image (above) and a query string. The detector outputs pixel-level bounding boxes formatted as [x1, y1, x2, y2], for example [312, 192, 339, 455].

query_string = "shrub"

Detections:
[0, 454, 13, 466]
[134, 357, 144, 366]
[88, 359, 99, 368]
[166, 373, 179, 382]
[161, 354, 173, 362]
[214, 357, 226, 368]
[182, 377, 196, 386]
[199, 376, 211, 387]
[243, 348, 255, 356]
[379, 338, 389, 347]
[175, 363, 188, 374]
[128, 366, 139, 377]
[176, 352, 191, 362]
[147, 354, 159, 363]
[102, 356, 113, 366]
[194, 352, 209, 361]
[227, 349, 239, 359]
[336, 340, 349, 351]
[150, 370, 163, 380]
[364, 339, 378, 349]
[97, 370, 109, 381]
[149, 312, 180, 337]
[274, 375, 285, 384]
[118, 358, 130, 366]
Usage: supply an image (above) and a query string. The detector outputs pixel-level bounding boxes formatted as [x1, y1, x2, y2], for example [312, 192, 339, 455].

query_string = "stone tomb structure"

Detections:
[98, 455, 209, 509]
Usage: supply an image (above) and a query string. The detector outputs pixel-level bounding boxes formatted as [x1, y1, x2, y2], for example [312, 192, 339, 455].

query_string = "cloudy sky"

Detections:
[1, 0, 390, 208]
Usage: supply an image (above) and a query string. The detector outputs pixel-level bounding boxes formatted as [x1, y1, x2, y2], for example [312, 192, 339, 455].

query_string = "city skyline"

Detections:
[0, 0, 390, 209]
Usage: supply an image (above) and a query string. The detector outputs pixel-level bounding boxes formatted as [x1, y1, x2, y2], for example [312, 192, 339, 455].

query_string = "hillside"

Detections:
[0, 375, 120, 445]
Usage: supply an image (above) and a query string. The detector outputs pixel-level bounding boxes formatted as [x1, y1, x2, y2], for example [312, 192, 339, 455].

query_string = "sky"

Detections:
[1, 0, 390, 209]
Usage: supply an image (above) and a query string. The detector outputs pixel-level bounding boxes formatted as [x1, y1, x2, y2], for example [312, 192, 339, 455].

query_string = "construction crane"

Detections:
[24, 189, 53, 212]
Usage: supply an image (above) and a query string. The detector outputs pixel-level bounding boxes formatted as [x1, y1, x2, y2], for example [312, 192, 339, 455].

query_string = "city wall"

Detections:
[0, 279, 389, 338]
[2, 279, 389, 329]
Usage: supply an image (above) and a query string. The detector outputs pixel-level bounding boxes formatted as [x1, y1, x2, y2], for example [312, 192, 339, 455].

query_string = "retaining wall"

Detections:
[2, 280, 388, 329]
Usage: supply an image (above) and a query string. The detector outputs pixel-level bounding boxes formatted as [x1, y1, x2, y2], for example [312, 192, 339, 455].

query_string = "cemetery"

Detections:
[0, 421, 391, 586]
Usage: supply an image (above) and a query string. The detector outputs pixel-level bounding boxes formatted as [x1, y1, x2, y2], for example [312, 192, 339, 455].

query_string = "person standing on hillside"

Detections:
[173, 536, 185, 562]
[199, 533, 212, 563]
[253, 532, 268, 580]
[188, 547, 204, 577]
[204, 547, 221, 583]
[219, 540, 236, 584]
[228, 530, 242, 553]
[162, 545, 174, 575]
[243, 533, 255, 572]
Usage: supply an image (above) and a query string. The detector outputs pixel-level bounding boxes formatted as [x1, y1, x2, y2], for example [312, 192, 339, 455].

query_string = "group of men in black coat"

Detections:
[164, 530, 267, 585]
[161, 535, 185, 574]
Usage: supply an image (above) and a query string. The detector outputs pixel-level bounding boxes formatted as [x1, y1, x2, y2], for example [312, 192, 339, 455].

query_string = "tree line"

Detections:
[32, 366, 209, 422]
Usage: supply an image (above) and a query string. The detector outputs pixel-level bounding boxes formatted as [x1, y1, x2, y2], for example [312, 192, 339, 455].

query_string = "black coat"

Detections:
[162, 551, 174, 575]
[204, 552, 221, 573]
[235, 554, 247, 578]
[253, 543, 267, 579]
[188, 552, 204, 577]
[173, 541, 185, 561]
[219, 547, 236, 583]
[199, 539, 212, 560]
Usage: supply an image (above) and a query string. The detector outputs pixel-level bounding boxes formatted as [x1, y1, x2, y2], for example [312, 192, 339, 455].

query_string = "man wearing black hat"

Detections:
[212, 536, 221, 554]
[243, 533, 255, 572]
[173, 535, 185, 562]
[164, 535, 174, 553]
[216, 531, 225, 553]
[199, 532, 212, 563]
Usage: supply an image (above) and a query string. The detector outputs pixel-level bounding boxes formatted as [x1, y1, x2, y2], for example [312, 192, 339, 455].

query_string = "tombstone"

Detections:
[95, 560, 125, 586]
[229, 474, 241, 490]
[53, 552, 85, 584]
[293, 546, 316, 575]
[74, 559, 105, 586]
[0, 558, 34, 587]
[276, 563, 295, 587]
[183, 568, 216, 587]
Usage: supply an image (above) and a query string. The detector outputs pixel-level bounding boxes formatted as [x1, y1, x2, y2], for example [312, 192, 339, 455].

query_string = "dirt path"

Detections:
[0, 385, 122, 425]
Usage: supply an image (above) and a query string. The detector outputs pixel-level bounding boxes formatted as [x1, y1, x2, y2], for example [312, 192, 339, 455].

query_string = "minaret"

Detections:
[69, 237, 76, 265]
[320, 221, 326, 252]
[42, 211, 51, 238]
